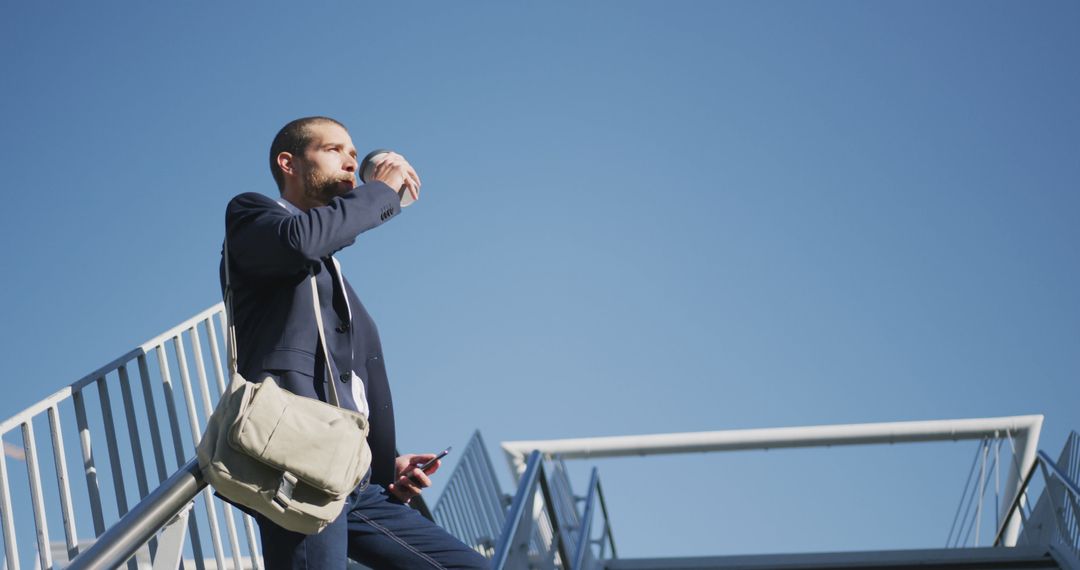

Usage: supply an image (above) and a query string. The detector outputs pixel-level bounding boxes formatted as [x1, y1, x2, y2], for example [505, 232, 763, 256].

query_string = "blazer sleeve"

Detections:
[225, 182, 401, 277]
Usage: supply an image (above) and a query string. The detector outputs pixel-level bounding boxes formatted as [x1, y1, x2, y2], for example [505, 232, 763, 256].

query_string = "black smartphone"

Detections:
[418, 447, 452, 473]
[401, 447, 452, 486]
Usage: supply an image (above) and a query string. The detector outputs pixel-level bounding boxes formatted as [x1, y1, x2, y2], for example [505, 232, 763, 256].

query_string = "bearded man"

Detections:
[221, 116, 487, 569]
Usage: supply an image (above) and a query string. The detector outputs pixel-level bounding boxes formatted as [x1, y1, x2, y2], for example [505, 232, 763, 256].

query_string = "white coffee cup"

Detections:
[359, 149, 416, 208]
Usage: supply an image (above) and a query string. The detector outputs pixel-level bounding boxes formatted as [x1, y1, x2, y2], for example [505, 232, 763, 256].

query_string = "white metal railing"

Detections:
[491, 451, 570, 570]
[0, 299, 504, 570]
[571, 468, 616, 570]
[0, 303, 262, 570]
[997, 432, 1080, 559]
[431, 432, 616, 570]
[486, 450, 616, 570]
[945, 431, 1035, 548]
[4, 296, 1072, 570]
[65, 459, 205, 569]
[432, 431, 507, 557]
[502, 416, 1045, 549]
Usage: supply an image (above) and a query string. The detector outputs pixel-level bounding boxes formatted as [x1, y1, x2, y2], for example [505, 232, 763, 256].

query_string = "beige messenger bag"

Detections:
[197, 244, 371, 535]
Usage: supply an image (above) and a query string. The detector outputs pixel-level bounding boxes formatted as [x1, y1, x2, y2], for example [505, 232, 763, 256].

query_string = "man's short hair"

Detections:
[269, 116, 346, 192]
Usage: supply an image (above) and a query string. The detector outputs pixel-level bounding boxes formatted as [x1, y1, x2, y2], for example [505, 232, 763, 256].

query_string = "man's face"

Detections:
[295, 122, 359, 205]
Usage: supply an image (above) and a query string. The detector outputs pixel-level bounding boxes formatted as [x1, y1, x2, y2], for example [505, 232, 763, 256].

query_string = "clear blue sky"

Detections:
[1, 0, 1077, 559]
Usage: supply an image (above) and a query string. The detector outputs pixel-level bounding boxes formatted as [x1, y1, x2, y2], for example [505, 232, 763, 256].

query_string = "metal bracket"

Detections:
[151, 502, 193, 570]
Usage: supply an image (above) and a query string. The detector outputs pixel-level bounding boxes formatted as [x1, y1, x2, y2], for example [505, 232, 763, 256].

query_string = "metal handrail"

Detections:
[68, 453, 438, 569]
[573, 469, 600, 570]
[492, 451, 543, 569]
[0, 303, 243, 570]
[572, 468, 617, 570]
[492, 451, 615, 570]
[593, 474, 617, 561]
[1038, 450, 1080, 501]
[502, 416, 1045, 548]
[68, 459, 206, 569]
[0, 299, 436, 569]
[431, 431, 506, 557]
[492, 450, 573, 570]
[993, 449, 1080, 547]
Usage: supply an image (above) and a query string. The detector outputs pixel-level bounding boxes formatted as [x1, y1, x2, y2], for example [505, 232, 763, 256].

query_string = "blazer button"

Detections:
[340, 373, 350, 382]
[336, 323, 350, 333]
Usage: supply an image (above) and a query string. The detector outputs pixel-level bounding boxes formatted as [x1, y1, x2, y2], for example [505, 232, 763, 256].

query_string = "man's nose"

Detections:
[344, 154, 358, 173]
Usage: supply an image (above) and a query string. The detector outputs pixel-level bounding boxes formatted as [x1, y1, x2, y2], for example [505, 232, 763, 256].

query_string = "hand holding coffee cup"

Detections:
[360, 149, 420, 207]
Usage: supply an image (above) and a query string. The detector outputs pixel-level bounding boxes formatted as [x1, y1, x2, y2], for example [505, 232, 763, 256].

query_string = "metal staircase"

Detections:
[0, 305, 1077, 569]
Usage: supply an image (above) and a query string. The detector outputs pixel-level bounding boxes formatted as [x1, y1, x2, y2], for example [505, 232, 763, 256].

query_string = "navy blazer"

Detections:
[221, 182, 402, 486]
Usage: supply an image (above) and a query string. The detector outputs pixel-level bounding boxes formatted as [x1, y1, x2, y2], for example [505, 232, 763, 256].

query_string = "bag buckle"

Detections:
[273, 472, 298, 509]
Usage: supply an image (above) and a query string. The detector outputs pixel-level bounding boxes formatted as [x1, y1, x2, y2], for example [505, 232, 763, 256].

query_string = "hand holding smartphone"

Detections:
[407, 447, 452, 484]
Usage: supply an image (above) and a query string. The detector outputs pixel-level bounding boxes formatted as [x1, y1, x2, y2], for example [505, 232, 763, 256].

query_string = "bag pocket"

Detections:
[229, 377, 369, 497]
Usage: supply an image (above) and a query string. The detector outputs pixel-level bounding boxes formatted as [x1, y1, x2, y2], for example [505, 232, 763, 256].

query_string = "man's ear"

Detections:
[277, 151, 296, 177]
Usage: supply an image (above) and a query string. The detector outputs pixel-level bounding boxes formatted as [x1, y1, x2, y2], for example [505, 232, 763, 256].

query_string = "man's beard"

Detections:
[301, 164, 354, 204]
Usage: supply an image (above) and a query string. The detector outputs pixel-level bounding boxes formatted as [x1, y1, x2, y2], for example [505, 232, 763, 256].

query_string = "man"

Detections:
[222, 116, 488, 569]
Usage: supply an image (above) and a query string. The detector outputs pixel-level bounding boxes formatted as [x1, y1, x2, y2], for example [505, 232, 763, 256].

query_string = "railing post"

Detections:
[97, 375, 131, 518]
[538, 464, 572, 569]
[0, 437, 20, 570]
[118, 364, 151, 499]
[595, 478, 617, 560]
[21, 421, 53, 570]
[73, 387, 107, 536]
[48, 404, 81, 561]
[573, 469, 600, 570]
[492, 451, 543, 570]
[1002, 419, 1043, 546]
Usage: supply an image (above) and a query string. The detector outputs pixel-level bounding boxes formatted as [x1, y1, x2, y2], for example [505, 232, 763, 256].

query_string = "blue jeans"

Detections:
[257, 480, 489, 569]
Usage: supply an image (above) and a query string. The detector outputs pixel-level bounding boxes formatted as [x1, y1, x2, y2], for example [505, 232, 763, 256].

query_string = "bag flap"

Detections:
[229, 377, 369, 496]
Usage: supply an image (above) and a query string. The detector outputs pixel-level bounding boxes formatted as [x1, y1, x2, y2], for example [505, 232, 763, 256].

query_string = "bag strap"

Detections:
[222, 235, 240, 378]
[309, 273, 343, 407]
[222, 235, 343, 408]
